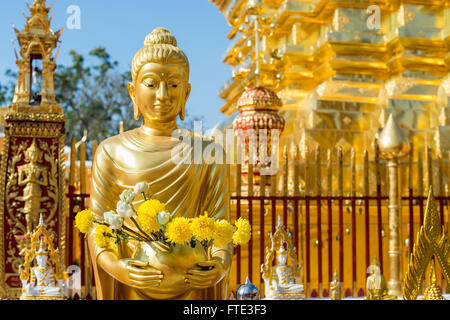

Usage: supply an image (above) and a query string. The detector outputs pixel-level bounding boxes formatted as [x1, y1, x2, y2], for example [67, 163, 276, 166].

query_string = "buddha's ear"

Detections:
[180, 83, 191, 121]
[186, 83, 191, 101]
[128, 82, 141, 121]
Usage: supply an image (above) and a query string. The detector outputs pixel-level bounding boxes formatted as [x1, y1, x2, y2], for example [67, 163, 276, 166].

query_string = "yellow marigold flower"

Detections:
[166, 217, 193, 245]
[94, 225, 115, 249]
[191, 212, 215, 242]
[235, 217, 251, 232]
[232, 218, 251, 245]
[138, 199, 165, 215]
[136, 200, 164, 234]
[75, 209, 95, 234]
[213, 220, 236, 247]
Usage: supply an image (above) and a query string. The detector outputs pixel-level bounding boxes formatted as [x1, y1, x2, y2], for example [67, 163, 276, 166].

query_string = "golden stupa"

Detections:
[211, 0, 450, 163]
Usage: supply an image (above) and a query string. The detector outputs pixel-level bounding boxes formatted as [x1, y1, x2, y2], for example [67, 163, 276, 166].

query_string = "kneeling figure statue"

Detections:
[364, 256, 396, 300]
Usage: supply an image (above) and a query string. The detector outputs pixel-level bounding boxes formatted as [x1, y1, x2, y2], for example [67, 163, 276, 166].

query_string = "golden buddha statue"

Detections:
[87, 27, 231, 300]
[365, 256, 396, 300]
[17, 139, 49, 234]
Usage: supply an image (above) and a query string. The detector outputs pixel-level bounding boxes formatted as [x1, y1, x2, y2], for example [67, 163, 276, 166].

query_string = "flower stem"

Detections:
[130, 217, 155, 241]
[122, 225, 150, 242]
[107, 232, 142, 243]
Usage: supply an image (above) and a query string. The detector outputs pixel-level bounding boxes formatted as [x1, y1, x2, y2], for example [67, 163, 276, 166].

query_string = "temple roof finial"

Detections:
[379, 114, 410, 159]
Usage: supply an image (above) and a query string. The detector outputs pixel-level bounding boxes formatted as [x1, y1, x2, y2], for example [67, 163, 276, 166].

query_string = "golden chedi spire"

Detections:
[11, 0, 64, 113]
[422, 261, 445, 301]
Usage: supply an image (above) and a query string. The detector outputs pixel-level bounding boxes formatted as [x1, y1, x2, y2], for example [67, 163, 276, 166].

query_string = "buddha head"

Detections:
[368, 256, 381, 276]
[276, 243, 288, 266]
[25, 139, 42, 163]
[128, 27, 191, 131]
[35, 238, 49, 268]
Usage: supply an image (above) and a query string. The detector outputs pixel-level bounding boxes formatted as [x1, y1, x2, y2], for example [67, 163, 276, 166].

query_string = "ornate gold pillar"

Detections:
[0, 0, 66, 299]
[379, 114, 410, 297]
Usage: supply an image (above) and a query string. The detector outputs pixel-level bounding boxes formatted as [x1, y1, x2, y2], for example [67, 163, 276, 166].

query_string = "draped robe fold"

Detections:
[87, 128, 231, 300]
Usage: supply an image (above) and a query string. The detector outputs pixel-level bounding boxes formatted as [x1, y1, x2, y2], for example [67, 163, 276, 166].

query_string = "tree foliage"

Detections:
[54, 47, 138, 146]
[0, 47, 204, 158]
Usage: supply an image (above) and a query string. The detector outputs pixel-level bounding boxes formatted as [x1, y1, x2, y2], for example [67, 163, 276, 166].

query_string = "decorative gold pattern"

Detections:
[19, 215, 65, 300]
[261, 216, 303, 299]
[4, 112, 66, 122]
[422, 261, 446, 300]
[403, 187, 450, 300]
[17, 139, 50, 234]
[379, 114, 410, 297]
[237, 86, 282, 110]
[0, 0, 66, 299]
[12, 0, 63, 111]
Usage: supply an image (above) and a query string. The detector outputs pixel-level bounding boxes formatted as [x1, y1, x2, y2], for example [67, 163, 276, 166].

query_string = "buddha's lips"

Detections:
[154, 104, 171, 111]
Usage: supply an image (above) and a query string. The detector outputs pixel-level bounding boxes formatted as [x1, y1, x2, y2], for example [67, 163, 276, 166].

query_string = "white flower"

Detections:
[104, 210, 124, 230]
[157, 211, 170, 226]
[104, 210, 114, 223]
[116, 201, 134, 218]
[119, 190, 135, 204]
[134, 182, 149, 195]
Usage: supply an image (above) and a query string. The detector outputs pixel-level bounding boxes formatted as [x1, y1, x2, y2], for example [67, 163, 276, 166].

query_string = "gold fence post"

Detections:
[379, 114, 410, 297]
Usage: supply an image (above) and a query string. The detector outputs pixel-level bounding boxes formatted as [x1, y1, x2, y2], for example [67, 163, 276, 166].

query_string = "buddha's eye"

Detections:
[144, 80, 157, 88]
[169, 80, 180, 88]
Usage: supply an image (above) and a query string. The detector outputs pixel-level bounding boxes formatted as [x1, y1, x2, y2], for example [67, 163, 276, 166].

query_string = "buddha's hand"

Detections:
[121, 260, 164, 289]
[184, 260, 225, 290]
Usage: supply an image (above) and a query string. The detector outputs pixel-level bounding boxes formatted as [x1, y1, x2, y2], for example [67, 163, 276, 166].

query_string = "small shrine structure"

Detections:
[0, 0, 66, 299]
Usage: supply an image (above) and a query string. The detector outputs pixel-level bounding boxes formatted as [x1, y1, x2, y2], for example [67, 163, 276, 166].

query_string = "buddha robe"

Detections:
[88, 127, 231, 300]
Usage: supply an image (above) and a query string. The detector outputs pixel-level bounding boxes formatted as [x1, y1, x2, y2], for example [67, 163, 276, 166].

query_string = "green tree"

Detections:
[0, 69, 17, 106]
[0, 47, 204, 158]
[55, 47, 138, 148]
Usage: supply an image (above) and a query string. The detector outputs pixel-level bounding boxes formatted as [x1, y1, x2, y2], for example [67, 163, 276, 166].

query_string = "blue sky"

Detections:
[0, 0, 232, 129]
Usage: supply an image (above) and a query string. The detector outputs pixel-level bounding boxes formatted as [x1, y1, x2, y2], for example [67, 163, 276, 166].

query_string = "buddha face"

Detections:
[36, 254, 48, 268]
[27, 150, 38, 163]
[129, 62, 191, 124]
[277, 253, 287, 266]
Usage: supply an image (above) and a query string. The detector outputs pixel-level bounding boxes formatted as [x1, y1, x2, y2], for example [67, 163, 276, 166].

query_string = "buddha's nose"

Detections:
[156, 81, 169, 102]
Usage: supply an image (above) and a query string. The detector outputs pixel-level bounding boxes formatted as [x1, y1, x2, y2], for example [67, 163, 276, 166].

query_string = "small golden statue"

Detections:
[365, 256, 396, 300]
[330, 270, 343, 300]
[261, 217, 304, 300]
[17, 139, 49, 234]
[422, 261, 446, 300]
[19, 214, 65, 300]
[88, 27, 231, 300]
